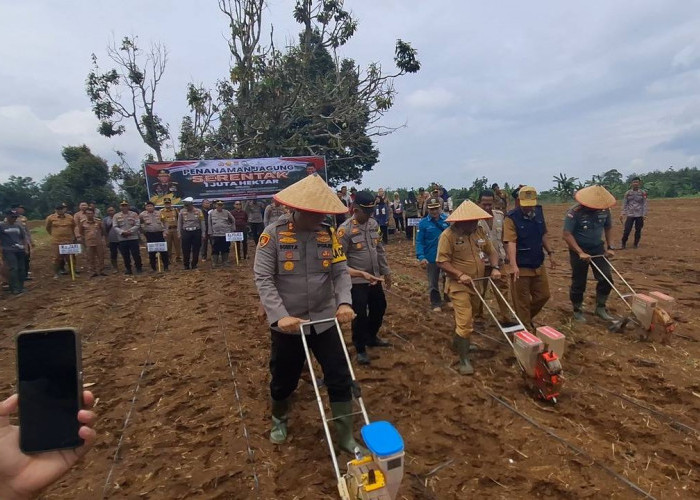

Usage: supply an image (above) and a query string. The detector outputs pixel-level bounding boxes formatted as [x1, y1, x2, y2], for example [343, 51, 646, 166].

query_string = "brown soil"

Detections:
[1, 198, 698, 499]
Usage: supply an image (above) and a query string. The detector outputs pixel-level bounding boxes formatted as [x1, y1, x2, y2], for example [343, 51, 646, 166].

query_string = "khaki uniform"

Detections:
[254, 214, 352, 333]
[79, 219, 104, 274]
[436, 226, 495, 338]
[73, 211, 88, 237]
[45, 213, 76, 265]
[503, 216, 550, 327]
[494, 188, 508, 211]
[338, 217, 390, 283]
[160, 207, 181, 260]
[477, 210, 512, 321]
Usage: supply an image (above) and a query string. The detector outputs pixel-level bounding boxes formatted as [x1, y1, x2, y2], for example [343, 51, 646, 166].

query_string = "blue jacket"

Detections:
[416, 213, 449, 263]
[374, 200, 389, 226]
[507, 206, 547, 269]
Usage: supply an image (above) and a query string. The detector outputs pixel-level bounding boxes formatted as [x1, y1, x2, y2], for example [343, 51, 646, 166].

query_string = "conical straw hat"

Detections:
[574, 185, 616, 209]
[446, 200, 493, 222]
[273, 174, 348, 214]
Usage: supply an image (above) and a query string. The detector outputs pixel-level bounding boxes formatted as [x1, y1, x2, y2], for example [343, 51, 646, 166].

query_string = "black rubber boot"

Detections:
[572, 303, 586, 322]
[454, 336, 474, 375]
[595, 295, 614, 321]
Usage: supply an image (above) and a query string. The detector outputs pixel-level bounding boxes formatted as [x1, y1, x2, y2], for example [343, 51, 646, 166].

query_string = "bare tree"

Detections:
[86, 36, 170, 161]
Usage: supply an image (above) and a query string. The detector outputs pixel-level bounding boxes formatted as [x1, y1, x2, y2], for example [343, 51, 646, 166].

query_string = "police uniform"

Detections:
[338, 203, 391, 362]
[254, 174, 361, 453]
[140, 208, 169, 271]
[564, 204, 613, 306]
[208, 204, 236, 265]
[113, 204, 143, 274]
[621, 187, 648, 248]
[178, 204, 205, 269]
[477, 209, 513, 322]
[159, 201, 181, 261]
[45, 208, 76, 274]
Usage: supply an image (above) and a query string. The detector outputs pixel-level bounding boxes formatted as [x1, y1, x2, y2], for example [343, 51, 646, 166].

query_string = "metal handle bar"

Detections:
[587, 255, 636, 310]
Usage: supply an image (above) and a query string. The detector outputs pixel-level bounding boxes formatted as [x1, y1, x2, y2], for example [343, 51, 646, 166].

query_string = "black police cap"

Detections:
[354, 191, 376, 209]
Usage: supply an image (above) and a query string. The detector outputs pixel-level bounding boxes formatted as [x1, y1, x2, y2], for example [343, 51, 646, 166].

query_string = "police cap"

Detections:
[353, 191, 376, 213]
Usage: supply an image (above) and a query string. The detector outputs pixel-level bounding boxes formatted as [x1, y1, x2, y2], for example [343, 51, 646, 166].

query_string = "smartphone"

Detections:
[16, 328, 83, 453]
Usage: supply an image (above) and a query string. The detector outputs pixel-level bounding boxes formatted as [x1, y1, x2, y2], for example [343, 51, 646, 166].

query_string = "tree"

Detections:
[86, 36, 170, 161]
[0, 176, 41, 217]
[109, 151, 149, 205]
[552, 172, 579, 200]
[178, 0, 420, 185]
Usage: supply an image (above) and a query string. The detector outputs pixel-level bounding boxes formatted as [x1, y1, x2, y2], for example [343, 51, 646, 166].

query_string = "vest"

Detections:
[508, 206, 546, 269]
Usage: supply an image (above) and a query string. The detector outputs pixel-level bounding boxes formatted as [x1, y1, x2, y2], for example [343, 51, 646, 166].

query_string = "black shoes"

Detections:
[367, 337, 391, 347]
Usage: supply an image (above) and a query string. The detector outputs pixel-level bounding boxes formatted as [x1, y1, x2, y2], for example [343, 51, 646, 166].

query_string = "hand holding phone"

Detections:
[0, 391, 96, 499]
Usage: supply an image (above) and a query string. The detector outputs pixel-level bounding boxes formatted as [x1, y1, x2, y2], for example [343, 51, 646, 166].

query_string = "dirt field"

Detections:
[1, 198, 698, 499]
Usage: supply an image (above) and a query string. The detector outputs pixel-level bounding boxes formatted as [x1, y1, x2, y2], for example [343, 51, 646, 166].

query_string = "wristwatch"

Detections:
[491, 265, 500, 270]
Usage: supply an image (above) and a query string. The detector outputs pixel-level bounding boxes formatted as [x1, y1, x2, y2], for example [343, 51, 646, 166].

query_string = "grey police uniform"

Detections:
[140, 210, 168, 271]
[113, 210, 142, 272]
[621, 188, 648, 247]
[178, 207, 205, 269]
[254, 213, 353, 403]
[208, 209, 236, 257]
[338, 215, 391, 355]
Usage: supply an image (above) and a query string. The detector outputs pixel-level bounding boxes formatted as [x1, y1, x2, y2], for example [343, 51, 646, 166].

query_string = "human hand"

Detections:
[277, 316, 308, 333]
[578, 252, 591, 261]
[512, 265, 520, 280]
[336, 304, 356, 324]
[0, 391, 97, 500]
[361, 272, 384, 285]
[419, 259, 428, 269]
[604, 249, 615, 258]
[458, 273, 472, 285]
[256, 303, 266, 324]
[490, 269, 501, 280]
[383, 274, 392, 290]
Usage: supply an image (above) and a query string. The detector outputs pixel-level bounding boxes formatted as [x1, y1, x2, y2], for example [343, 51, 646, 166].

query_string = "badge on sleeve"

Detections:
[259, 233, 271, 248]
[330, 227, 347, 263]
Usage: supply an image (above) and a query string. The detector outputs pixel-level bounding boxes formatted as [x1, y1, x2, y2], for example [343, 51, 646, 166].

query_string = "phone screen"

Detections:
[16, 329, 83, 453]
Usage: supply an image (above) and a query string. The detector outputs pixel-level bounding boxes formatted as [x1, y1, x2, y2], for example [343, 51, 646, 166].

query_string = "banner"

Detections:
[144, 156, 326, 206]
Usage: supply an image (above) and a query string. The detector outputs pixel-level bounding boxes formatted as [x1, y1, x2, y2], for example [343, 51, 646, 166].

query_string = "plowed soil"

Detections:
[1, 198, 698, 499]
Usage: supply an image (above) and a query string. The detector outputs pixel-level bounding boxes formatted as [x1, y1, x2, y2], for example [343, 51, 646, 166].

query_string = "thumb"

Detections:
[0, 394, 18, 426]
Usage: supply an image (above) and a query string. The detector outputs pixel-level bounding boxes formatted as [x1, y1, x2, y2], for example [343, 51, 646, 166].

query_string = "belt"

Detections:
[167, 225, 177, 229]
[184, 227, 201, 232]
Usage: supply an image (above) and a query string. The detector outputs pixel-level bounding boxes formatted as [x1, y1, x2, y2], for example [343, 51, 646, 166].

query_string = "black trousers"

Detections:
[622, 217, 644, 246]
[269, 326, 351, 403]
[211, 236, 230, 256]
[24, 246, 30, 277]
[406, 225, 414, 240]
[118, 240, 142, 271]
[181, 229, 202, 268]
[201, 235, 210, 259]
[351, 283, 387, 354]
[109, 242, 119, 261]
[250, 222, 264, 244]
[393, 215, 404, 232]
[379, 224, 389, 244]
[145, 232, 169, 270]
[569, 248, 613, 304]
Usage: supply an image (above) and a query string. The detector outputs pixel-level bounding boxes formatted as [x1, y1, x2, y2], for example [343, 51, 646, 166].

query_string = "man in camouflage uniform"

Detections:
[338, 191, 392, 366]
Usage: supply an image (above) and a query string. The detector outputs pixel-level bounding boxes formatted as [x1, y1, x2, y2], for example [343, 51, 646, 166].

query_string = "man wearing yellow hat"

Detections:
[563, 185, 616, 322]
[254, 174, 362, 453]
[436, 200, 501, 375]
[503, 186, 557, 329]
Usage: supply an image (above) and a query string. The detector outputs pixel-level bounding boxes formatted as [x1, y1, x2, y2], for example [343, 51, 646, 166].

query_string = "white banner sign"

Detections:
[226, 232, 245, 242]
[407, 218, 422, 227]
[147, 242, 168, 252]
[59, 244, 82, 255]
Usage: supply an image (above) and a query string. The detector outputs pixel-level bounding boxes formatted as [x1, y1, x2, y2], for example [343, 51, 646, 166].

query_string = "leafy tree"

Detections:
[178, 0, 420, 185]
[110, 151, 149, 205]
[552, 172, 579, 200]
[0, 176, 42, 217]
[86, 36, 170, 161]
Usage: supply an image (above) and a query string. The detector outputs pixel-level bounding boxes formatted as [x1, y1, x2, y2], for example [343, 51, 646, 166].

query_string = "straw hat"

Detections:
[446, 200, 492, 222]
[574, 185, 616, 209]
[274, 174, 348, 214]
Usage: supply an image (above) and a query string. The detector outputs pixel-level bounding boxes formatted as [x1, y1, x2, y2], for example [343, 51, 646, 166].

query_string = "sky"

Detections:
[1, 0, 700, 192]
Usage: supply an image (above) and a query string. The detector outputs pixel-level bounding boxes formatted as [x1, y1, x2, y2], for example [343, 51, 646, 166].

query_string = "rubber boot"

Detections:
[269, 399, 289, 444]
[572, 303, 586, 323]
[212, 255, 220, 267]
[454, 336, 474, 375]
[222, 253, 231, 267]
[595, 295, 614, 321]
[110, 258, 119, 274]
[330, 401, 368, 455]
[451, 334, 478, 353]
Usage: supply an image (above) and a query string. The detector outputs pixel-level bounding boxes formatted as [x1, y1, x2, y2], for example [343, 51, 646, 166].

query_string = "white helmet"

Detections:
[182, 197, 194, 204]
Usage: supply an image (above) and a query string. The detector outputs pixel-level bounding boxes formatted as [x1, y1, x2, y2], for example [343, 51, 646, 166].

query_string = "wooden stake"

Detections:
[69, 255, 76, 281]
[157, 253, 162, 272]
[234, 241, 240, 266]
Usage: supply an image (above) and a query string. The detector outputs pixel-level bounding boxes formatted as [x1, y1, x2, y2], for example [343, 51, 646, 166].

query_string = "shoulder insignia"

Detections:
[258, 233, 271, 248]
[337, 227, 346, 238]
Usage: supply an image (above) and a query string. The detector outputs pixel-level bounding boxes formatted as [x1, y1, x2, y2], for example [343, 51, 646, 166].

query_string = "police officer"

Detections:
[45, 203, 76, 278]
[254, 174, 361, 453]
[178, 197, 206, 270]
[338, 191, 392, 366]
[152, 169, 179, 200]
[437, 201, 500, 375]
[563, 185, 617, 322]
[140, 201, 169, 272]
[79, 208, 106, 277]
[160, 198, 181, 262]
[503, 186, 557, 329]
[208, 200, 235, 267]
[113, 201, 142, 275]
[620, 176, 648, 249]
[102, 206, 120, 273]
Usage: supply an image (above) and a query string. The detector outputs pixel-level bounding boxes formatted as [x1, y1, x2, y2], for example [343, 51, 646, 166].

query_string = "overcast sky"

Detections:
[1, 0, 699, 191]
